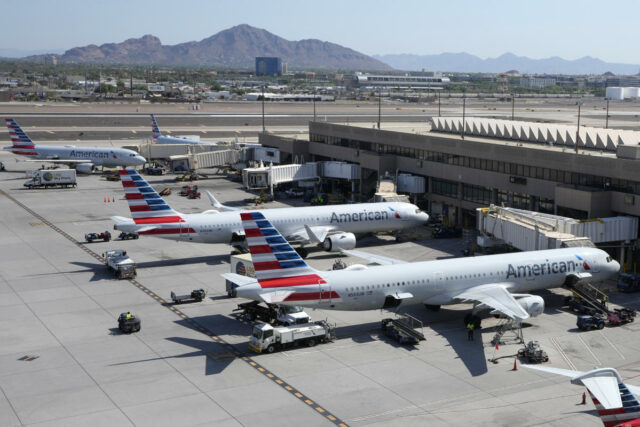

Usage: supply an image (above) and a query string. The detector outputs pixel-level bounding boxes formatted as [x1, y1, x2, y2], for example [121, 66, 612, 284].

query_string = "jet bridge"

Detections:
[477, 206, 638, 252]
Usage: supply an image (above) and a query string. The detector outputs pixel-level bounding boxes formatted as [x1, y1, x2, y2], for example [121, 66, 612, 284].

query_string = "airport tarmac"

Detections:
[1, 97, 639, 143]
[1, 161, 640, 427]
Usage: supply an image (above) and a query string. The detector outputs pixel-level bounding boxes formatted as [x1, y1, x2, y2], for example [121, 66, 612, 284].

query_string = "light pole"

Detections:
[313, 92, 317, 122]
[377, 89, 381, 129]
[438, 91, 441, 117]
[261, 84, 265, 133]
[575, 102, 582, 154]
[605, 99, 610, 129]
[511, 94, 515, 121]
[461, 96, 466, 140]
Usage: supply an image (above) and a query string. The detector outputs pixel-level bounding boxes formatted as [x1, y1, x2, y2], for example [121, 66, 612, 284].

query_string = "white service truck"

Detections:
[24, 169, 77, 189]
[104, 249, 137, 279]
[249, 321, 335, 353]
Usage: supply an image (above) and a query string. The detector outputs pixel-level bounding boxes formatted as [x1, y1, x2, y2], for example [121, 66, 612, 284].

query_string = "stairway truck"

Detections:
[249, 321, 335, 354]
[24, 169, 77, 189]
[226, 253, 254, 297]
[104, 249, 137, 279]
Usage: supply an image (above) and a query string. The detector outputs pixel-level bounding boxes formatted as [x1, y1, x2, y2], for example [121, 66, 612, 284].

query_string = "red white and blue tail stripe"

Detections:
[119, 169, 183, 225]
[150, 114, 161, 139]
[5, 118, 37, 156]
[593, 383, 640, 427]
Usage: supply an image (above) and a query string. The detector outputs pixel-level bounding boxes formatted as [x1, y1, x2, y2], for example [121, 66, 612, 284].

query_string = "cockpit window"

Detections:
[415, 209, 423, 214]
[606, 256, 612, 263]
[130, 154, 136, 157]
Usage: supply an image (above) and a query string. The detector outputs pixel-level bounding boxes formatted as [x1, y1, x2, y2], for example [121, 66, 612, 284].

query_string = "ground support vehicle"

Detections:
[104, 249, 136, 279]
[118, 313, 141, 333]
[85, 231, 111, 243]
[517, 340, 549, 363]
[381, 314, 425, 345]
[607, 308, 636, 326]
[118, 231, 139, 240]
[566, 296, 600, 316]
[159, 187, 171, 196]
[24, 169, 76, 188]
[170, 289, 206, 304]
[226, 253, 254, 297]
[249, 321, 335, 353]
[233, 301, 310, 325]
[577, 315, 605, 331]
[618, 273, 640, 293]
[145, 167, 167, 175]
[432, 226, 463, 239]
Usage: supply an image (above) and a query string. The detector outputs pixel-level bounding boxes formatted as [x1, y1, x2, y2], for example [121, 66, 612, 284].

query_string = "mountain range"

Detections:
[373, 52, 640, 75]
[28, 25, 391, 71]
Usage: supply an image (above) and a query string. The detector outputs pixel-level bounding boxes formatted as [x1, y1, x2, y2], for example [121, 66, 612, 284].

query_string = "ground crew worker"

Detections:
[125, 312, 132, 320]
[602, 295, 608, 305]
[467, 322, 475, 341]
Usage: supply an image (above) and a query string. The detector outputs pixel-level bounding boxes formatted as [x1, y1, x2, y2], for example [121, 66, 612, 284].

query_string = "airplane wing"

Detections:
[205, 191, 239, 212]
[339, 248, 408, 266]
[258, 290, 296, 304]
[520, 365, 624, 409]
[287, 225, 336, 243]
[220, 273, 257, 287]
[455, 284, 530, 321]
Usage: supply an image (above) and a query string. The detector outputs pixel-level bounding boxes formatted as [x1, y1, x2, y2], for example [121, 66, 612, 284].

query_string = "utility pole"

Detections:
[575, 102, 582, 154]
[511, 94, 515, 121]
[377, 89, 381, 129]
[461, 96, 466, 140]
[313, 92, 317, 122]
[605, 99, 610, 129]
[438, 91, 441, 117]
[261, 84, 265, 133]
[130, 73, 133, 96]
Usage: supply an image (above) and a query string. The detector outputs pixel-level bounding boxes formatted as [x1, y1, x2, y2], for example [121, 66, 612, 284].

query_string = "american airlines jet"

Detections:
[150, 114, 213, 145]
[223, 212, 619, 321]
[3, 118, 146, 173]
[112, 169, 429, 255]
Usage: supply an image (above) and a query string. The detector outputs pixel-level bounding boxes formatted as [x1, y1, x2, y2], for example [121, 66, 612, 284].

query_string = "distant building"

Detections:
[519, 76, 556, 88]
[255, 57, 282, 76]
[606, 76, 640, 87]
[353, 72, 450, 89]
[606, 87, 640, 100]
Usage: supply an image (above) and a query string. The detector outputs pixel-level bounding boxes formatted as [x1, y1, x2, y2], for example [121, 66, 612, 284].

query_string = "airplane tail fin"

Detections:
[5, 118, 37, 154]
[118, 169, 184, 225]
[240, 212, 319, 282]
[150, 114, 161, 139]
[522, 365, 640, 426]
[206, 191, 238, 212]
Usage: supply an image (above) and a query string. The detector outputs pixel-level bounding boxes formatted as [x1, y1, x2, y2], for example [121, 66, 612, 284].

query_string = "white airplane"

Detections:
[522, 365, 640, 427]
[111, 169, 429, 255]
[223, 211, 619, 320]
[150, 114, 213, 145]
[3, 118, 146, 173]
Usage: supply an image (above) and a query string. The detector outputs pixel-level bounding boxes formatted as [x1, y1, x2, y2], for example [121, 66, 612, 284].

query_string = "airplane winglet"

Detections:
[206, 191, 238, 212]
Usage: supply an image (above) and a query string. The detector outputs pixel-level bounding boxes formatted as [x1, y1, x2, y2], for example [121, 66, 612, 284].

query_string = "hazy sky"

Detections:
[3, 0, 638, 63]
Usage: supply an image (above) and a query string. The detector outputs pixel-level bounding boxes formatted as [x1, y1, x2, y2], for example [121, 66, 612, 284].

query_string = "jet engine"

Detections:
[516, 295, 545, 317]
[322, 232, 356, 252]
[75, 163, 96, 174]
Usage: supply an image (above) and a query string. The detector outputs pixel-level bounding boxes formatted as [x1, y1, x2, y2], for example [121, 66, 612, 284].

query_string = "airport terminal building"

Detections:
[260, 119, 640, 230]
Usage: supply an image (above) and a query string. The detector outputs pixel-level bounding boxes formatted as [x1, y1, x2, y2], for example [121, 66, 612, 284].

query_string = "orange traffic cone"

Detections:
[107, 197, 111, 202]
[104, 197, 107, 203]
[495, 343, 499, 350]
[512, 358, 518, 371]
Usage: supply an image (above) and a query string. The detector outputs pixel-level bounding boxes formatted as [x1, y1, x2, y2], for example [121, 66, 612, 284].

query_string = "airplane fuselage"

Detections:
[127, 202, 428, 243]
[4, 145, 145, 167]
[236, 247, 619, 310]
